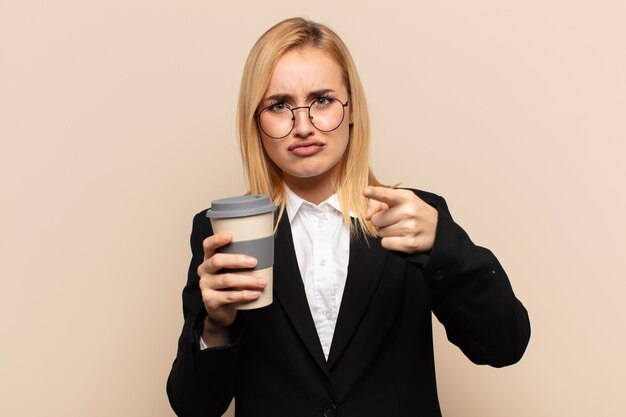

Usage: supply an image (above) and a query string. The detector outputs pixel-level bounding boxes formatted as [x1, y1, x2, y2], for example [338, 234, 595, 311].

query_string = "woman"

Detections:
[167, 17, 530, 417]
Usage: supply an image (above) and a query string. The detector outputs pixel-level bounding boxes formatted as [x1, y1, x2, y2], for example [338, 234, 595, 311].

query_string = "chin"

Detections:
[287, 169, 328, 179]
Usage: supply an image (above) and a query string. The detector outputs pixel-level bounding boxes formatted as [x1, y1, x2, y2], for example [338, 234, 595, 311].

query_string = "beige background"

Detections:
[1, 1, 625, 416]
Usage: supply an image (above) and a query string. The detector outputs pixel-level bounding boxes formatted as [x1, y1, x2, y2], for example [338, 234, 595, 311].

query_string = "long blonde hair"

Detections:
[237, 17, 383, 238]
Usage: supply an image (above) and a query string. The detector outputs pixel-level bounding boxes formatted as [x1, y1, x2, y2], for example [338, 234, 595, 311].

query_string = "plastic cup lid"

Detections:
[205, 195, 276, 218]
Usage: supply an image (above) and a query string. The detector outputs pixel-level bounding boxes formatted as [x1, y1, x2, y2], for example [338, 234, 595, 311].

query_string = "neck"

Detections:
[284, 175, 336, 205]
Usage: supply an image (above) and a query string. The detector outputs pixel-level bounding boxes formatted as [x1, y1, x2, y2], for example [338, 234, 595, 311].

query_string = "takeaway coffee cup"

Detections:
[205, 195, 276, 310]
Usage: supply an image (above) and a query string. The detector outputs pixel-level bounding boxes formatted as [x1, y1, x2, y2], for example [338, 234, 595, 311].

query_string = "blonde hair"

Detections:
[237, 17, 383, 238]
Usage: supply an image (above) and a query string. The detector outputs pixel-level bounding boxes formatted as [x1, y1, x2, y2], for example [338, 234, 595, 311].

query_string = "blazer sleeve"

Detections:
[406, 191, 531, 367]
[166, 211, 244, 417]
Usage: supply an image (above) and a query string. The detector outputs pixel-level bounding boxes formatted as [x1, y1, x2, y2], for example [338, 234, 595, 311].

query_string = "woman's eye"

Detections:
[269, 102, 289, 112]
[315, 97, 332, 106]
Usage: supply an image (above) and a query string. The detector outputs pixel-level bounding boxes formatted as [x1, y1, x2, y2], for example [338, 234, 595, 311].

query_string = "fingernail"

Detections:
[364, 186, 371, 195]
[258, 278, 267, 287]
[223, 233, 232, 241]
[366, 207, 372, 217]
[246, 257, 257, 266]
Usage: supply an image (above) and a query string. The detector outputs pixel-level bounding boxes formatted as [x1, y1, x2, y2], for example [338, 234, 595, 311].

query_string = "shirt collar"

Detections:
[285, 184, 348, 224]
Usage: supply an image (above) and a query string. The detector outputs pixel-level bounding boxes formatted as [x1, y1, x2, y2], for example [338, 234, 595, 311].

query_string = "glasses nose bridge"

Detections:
[290, 104, 312, 120]
[290, 105, 314, 137]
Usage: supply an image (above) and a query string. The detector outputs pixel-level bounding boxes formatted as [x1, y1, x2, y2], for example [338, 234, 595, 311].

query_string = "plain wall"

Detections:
[1, 1, 625, 416]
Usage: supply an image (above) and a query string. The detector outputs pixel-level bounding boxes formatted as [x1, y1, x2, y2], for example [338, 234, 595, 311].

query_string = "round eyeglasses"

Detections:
[254, 97, 349, 139]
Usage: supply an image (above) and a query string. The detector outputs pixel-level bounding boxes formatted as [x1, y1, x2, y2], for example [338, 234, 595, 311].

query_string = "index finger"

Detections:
[363, 186, 410, 207]
[202, 232, 233, 261]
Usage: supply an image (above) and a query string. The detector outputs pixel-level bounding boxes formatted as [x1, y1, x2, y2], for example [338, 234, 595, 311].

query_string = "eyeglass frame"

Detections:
[253, 97, 350, 140]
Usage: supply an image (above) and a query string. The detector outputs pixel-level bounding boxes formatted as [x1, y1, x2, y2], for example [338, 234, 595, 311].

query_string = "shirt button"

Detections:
[325, 309, 332, 320]
[319, 221, 325, 227]
[434, 270, 445, 281]
[320, 259, 327, 267]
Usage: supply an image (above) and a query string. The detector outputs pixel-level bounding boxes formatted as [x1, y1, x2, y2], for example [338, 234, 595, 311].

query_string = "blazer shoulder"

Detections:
[192, 208, 210, 222]
[191, 208, 214, 239]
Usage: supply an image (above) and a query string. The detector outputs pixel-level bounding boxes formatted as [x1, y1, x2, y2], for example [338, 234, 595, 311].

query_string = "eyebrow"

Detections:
[263, 89, 336, 104]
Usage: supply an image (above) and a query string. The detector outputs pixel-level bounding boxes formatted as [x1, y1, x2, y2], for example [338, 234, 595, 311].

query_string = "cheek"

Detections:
[335, 125, 351, 154]
[260, 138, 284, 166]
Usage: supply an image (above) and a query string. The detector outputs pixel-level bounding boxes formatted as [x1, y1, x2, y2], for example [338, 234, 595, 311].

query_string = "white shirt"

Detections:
[285, 187, 351, 359]
[200, 188, 351, 359]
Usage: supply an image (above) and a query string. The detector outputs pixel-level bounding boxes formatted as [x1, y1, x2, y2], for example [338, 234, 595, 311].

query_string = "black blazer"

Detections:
[167, 189, 530, 417]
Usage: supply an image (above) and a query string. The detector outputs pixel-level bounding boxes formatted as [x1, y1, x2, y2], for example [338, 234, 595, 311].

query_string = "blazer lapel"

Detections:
[327, 228, 389, 369]
[273, 213, 331, 379]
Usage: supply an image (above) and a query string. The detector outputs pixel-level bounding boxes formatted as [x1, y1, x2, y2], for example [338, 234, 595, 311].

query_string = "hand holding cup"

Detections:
[199, 195, 276, 346]
[197, 232, 267, 346]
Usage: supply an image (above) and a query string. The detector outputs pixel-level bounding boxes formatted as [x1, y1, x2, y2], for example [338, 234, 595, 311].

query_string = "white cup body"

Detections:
[210, 212, 274, 241]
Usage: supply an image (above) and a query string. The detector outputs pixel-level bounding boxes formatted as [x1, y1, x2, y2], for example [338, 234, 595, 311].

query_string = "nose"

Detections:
[291, 106, 314, 138]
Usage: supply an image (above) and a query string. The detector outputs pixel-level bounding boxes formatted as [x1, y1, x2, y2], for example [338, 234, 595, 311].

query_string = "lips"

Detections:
[288, 140, 325, 157]
[288, 140, 325, 151]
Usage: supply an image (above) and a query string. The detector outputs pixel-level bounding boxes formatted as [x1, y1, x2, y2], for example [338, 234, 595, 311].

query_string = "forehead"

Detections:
[265, 47, 346, 97]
